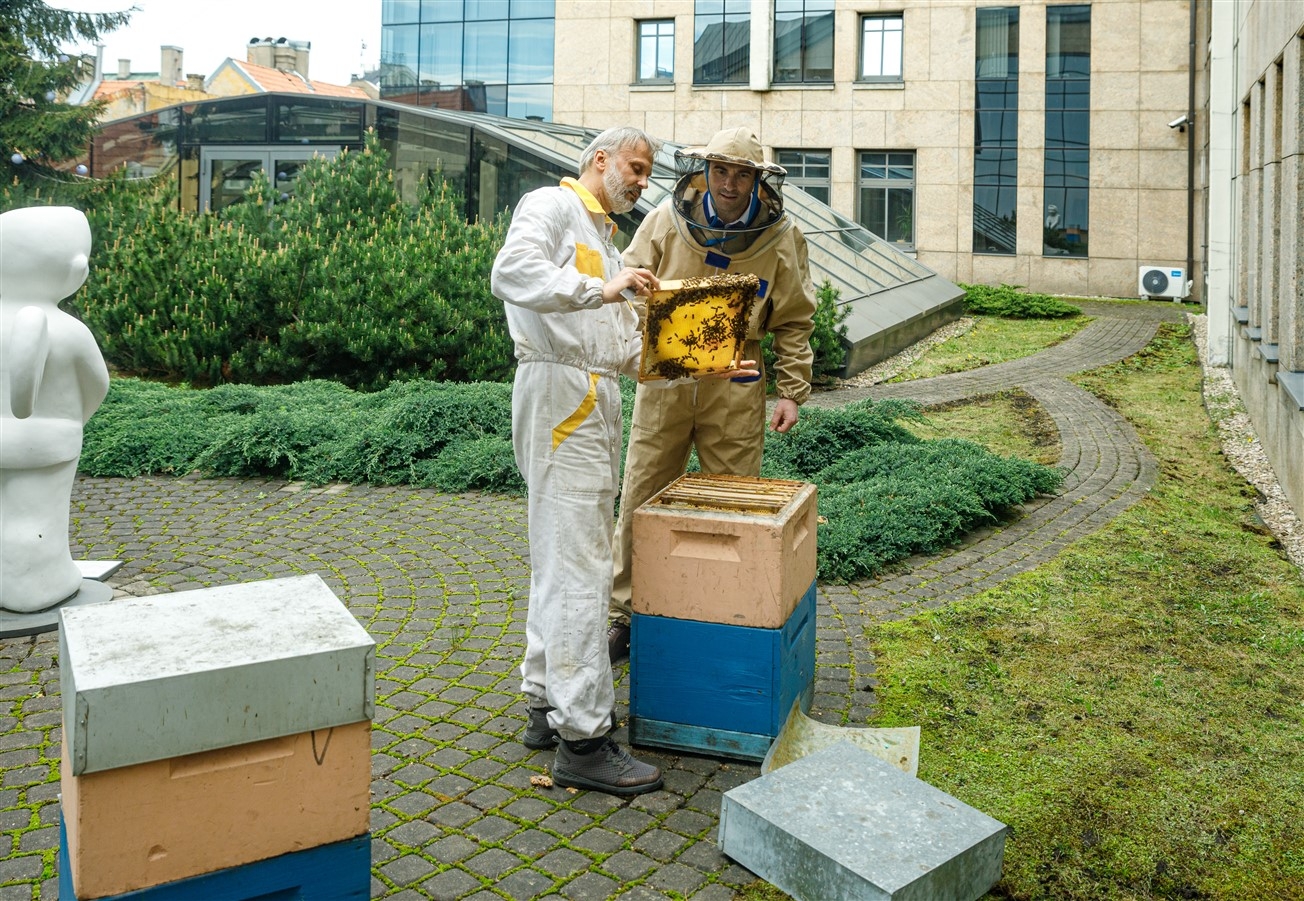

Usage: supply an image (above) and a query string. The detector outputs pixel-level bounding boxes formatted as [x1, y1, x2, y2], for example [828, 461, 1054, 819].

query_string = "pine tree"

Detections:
[0, 1, 133, 167]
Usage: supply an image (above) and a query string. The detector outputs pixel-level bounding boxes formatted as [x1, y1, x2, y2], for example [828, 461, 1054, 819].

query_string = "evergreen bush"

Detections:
[72, 131, 514, 389]
[761, 280, 850, 386]
[960, 282, 1081, 319]
[759, 399, 1065, 582]
[82, 381, 1062, 582]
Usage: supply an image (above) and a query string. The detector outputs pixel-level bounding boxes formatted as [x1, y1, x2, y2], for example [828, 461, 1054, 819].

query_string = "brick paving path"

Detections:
[0, 301, 1184, 900]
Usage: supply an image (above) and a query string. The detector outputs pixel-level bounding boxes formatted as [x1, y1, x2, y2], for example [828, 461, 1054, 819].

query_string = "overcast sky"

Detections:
[65, 1, 382, 85]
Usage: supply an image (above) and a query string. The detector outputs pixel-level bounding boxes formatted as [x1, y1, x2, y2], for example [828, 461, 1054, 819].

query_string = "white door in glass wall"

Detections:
[199, 147, 338, 212]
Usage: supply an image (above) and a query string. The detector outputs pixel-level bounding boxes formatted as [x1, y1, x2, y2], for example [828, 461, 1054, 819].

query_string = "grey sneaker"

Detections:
[553, 737, 663, 796]
[523, 706, 558, 750]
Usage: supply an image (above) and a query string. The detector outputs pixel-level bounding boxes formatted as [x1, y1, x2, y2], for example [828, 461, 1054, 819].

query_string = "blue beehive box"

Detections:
[629, 580, 816, 761]
[58, 817, 370, 901]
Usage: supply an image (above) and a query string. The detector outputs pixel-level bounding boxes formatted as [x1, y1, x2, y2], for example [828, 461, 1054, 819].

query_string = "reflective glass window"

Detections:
[275, 99, 364, 142]
[419, 22, 462, 88]
[374, 107, 471, 206]
[509, 18, 553, 82]
[473, 133, 550, 222]
[858, 151, 915, 247]
[466, 0, 510, 20]
[420, 0, 462, 22]
[510, 0, 554, 15]
[209, 156, 264, 211]
[975, 7, 1019, 78]
[464, 20, 509, 83]
[975, 81, 1019, 147]
[507, 84, 552, 120]
[973, 149, 1018, 255]
[381, 23, 420, 97]
[91, 109, 179, 179]
[462, 83, 509, 116]
[1044, 4, 1089, 257]
[383, 0, 420, 24]
[776, 149, 831, 204]
[1047, 4, 1091, 78]
[859, 15, 902, 81]
[774, 0, 834, 84]
[694, 0, 750, 85]
[638, 20, 675, 83]
[973, 7, 1018, 255]
[189, 96, 269, 143]
[384, 1, 554, 119]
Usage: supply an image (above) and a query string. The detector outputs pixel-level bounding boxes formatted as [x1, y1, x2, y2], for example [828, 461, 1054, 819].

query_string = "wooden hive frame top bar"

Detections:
[650, 472, 807, 514]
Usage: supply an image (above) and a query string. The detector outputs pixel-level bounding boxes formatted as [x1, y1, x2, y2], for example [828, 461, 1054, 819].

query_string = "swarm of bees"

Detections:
[639, 272, 760, 382]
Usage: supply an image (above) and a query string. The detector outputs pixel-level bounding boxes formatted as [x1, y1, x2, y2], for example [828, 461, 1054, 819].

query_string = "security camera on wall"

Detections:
[1168, 115, 1191, 130]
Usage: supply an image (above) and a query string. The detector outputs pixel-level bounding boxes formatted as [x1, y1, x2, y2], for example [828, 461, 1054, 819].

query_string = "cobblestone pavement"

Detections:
[0, 301, 1186, 900]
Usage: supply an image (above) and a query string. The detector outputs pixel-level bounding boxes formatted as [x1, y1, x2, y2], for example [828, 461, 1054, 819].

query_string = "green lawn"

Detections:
[746, 317, 1304, 901]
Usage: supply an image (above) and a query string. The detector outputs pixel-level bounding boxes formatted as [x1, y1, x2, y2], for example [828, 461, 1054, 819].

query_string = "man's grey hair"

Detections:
[578, 126, 662, 174]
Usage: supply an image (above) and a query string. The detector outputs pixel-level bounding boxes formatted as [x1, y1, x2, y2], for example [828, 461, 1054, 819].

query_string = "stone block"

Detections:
[719, 741, 1008, 900]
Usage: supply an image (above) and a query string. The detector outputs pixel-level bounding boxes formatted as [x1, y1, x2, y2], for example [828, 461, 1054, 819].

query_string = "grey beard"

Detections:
[604, 169, 636, 214]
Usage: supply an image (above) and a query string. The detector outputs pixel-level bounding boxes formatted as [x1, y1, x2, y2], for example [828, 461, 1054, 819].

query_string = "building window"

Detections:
[858, 151, 915, 247]
[972, 6, 1019, 255]
[637, 20, 675, 83]
[694, 0, 750, 85]
[774, 0, 834, 84]
[776, 149, 831, 204]
[859, 14, 903, 82]
[1043, 4, 1090, 257]
[380, 0, 555, 120]
[381, 0, 419, 25]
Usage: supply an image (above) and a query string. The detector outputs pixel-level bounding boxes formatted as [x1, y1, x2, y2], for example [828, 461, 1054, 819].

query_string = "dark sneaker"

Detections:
[553, 737, 663, 796]
[523, 705, 558, 750]
[607, 621, 631, 663]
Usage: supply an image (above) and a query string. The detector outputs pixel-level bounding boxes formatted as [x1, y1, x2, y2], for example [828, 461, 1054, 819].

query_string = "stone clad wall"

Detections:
[1213, 0, 1304, 519]
[552, 0, 1192, 301]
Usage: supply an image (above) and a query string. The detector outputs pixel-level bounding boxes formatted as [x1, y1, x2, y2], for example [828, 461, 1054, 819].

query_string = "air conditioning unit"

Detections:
[1138, 265, 1189, 300]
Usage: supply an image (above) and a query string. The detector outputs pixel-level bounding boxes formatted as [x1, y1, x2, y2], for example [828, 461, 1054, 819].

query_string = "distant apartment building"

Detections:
[379, 1, 1197, 303]
[76, 37, 372, 125]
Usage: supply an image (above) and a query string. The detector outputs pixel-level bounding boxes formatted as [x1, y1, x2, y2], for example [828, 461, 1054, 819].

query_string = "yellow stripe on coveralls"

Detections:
[552, 371, 601, 450]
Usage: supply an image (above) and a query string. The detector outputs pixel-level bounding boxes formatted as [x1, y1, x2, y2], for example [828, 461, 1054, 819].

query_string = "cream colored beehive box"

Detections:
[60, 721, 371, 899]
[632, 473, 817, 628]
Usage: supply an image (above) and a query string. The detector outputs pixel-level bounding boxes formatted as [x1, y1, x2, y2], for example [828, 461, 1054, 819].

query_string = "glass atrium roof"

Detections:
[88, 96, 961, 373]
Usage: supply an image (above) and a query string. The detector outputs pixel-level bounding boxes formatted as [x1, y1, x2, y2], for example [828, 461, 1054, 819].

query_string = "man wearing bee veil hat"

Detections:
[606, 126, 816, 662]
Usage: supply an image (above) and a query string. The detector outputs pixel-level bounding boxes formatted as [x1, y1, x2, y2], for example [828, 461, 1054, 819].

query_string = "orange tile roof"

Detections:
[233, 59, 369, 98]
[93, 80, 146, 100]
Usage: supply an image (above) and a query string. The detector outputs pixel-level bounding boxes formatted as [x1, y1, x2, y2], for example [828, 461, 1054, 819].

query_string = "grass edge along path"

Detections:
[864, 323, 1304, 901]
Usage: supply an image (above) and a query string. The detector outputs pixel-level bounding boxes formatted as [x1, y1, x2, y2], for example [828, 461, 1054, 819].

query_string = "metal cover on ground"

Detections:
[720, 741, 1008, 901]
[761, 698, 920, 777]
[59, 574, 375, 775]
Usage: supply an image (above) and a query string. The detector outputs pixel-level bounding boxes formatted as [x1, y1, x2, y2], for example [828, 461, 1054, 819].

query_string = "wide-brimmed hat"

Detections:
[678, 127, 786, 177]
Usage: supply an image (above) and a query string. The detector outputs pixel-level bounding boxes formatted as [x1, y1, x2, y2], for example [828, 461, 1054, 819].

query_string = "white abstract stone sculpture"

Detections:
[0, 206, 109, 613]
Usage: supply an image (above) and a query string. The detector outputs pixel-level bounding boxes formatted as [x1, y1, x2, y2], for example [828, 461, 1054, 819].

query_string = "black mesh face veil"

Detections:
[671, 149, 787, 242]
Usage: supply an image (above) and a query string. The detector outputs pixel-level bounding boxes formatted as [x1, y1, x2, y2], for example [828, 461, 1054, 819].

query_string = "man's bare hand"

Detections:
[603, 267, 659, 304]
[770, 397, 799, 433]
[701, 359, 759, 380]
